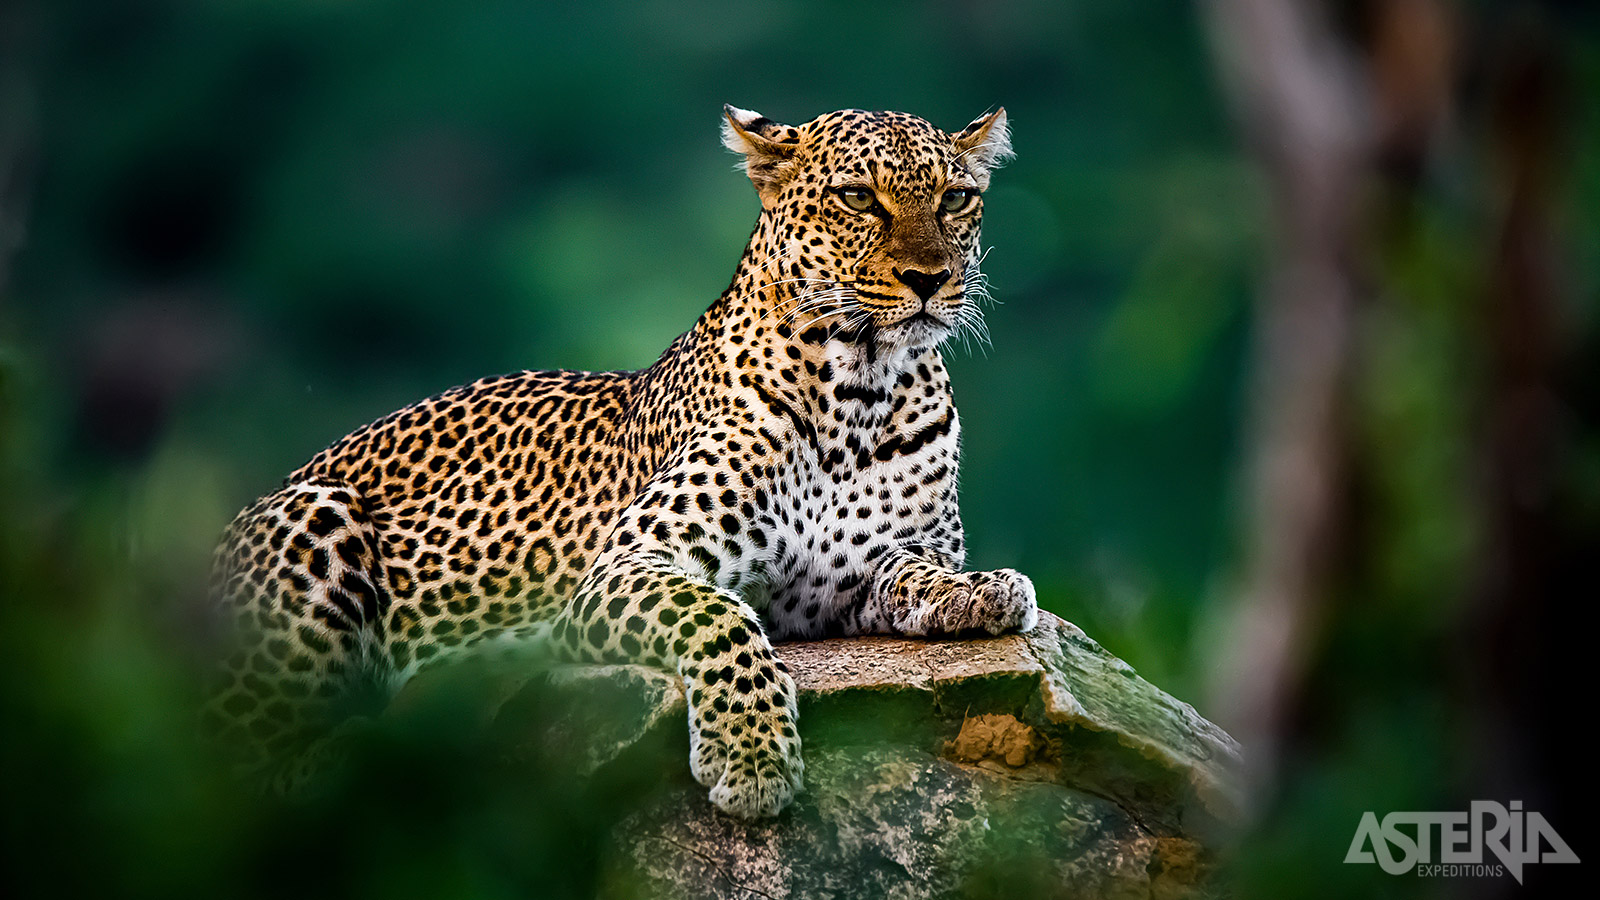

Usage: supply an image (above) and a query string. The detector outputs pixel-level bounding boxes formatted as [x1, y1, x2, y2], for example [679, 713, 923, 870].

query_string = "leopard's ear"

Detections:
[951, 108, 1013, 186]
[722, 105, 800, 206]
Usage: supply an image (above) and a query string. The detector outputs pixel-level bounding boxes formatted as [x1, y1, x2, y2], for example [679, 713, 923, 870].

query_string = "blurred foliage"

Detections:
[1, 0, 1596, 897]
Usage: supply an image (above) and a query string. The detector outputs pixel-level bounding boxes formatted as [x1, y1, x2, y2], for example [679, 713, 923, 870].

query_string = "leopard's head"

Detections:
[723, 106, 1012, 351]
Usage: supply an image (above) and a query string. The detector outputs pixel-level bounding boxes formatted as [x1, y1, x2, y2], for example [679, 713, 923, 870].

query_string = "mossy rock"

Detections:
[410, 612, 1242, 899]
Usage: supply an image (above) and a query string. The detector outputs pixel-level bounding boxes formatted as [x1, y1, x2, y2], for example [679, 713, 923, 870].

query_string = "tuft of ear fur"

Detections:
[951, 108, 1014, 184]
[722, 105, 800, 205]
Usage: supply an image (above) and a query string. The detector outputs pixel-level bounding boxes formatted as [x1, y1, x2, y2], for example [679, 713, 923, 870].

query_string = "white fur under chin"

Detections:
[883, 317, 951, 350]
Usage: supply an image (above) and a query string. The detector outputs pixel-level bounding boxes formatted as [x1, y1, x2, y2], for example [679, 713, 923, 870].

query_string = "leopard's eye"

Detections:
[835, 187, 877, 213]
[940, 189, 977, 215]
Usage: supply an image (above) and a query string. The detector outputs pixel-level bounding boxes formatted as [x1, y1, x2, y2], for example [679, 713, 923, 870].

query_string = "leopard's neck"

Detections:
[654, 235, 952, 455]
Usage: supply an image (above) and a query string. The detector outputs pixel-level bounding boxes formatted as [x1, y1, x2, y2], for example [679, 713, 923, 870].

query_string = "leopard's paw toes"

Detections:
[705, 712, 804, 818]
[688, 696, 802, 816]
[970, 568, 1038, 634]
[686, 656, 802, 817]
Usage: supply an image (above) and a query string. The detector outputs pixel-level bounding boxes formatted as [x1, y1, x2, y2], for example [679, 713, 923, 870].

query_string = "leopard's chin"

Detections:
[880, 311, 952, 348]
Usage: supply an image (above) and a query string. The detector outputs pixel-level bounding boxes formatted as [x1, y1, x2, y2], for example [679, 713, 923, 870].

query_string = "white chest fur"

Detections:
[757, 342, 965, 638]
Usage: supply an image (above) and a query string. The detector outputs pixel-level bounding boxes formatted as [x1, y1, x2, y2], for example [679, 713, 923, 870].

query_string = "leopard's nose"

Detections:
[893, 268, 951, 301]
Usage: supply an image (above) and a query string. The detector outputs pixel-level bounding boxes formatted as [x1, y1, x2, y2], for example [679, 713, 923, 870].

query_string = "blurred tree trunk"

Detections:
[1202, 7, 1584, 894]
[1199, 0, 1369, 798]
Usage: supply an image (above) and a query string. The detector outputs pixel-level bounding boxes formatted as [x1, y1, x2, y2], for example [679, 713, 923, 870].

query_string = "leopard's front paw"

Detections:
[686, 664, 803, 818]
[942, 568, 1038, 635]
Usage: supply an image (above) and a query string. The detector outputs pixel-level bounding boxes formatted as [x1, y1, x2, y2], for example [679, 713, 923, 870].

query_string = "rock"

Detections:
[436, 612, 1242, 899]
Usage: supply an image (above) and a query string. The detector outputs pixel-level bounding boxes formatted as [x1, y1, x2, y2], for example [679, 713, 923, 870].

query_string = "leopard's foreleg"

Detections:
[554, 518, 801, 818]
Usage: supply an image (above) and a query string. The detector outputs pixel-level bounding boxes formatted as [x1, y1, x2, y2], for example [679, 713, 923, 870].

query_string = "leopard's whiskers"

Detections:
[942, 245, 997, 357]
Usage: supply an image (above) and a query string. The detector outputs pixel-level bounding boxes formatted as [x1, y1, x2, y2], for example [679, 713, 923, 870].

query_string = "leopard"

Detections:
[203, 105, 1037, 819]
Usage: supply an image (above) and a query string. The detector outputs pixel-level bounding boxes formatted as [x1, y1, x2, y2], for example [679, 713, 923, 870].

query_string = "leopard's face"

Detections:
[724, 107, 1013, 351]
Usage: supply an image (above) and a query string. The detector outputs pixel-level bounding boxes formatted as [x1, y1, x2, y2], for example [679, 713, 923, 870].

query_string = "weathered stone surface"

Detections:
[458, 612, 1241, 899]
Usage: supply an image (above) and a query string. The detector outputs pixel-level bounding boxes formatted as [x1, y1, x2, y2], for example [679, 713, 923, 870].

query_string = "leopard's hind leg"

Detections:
[202, 479, 397, 791]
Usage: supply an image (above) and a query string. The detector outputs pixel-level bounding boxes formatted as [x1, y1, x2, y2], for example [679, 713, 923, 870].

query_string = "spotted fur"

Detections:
[204, 106, 1036, 818]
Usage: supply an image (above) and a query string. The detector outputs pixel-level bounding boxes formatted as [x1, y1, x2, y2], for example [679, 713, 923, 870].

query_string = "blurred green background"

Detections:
[1, 0, 1594, 897]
